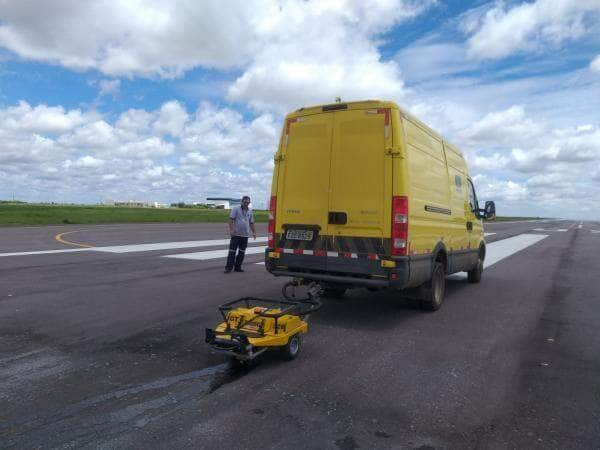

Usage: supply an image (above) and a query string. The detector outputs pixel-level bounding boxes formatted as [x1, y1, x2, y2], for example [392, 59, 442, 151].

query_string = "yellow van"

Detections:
[265, 100, 495, 310]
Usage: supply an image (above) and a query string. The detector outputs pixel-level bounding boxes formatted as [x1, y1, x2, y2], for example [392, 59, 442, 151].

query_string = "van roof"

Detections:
[287, 100, 466, 165]
[289, 100, 399, 118]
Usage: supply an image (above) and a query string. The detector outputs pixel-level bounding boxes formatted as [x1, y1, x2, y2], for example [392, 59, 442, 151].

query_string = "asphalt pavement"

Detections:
[1, 219, 599, 449]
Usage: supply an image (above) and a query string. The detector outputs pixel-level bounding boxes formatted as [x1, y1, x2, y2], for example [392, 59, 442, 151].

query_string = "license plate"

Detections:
[286, 229, 314, 241]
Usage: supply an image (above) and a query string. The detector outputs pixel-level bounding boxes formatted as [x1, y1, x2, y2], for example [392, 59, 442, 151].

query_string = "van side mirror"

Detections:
[475, 200, 495, 220]
[484, 201, 496, 220]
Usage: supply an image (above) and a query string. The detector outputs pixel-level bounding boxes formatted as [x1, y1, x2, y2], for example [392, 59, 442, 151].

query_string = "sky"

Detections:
[0, 0, 599, 219]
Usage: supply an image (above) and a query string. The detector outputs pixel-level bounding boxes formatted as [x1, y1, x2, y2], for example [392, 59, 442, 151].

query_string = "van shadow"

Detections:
[311, 276, 473, 332]
[311, 288, 423, 332]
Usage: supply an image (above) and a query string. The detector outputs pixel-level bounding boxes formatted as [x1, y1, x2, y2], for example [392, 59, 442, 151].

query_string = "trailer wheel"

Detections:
[421, 262, 445, 311]
[467, 257, 483, 283]
[281, 334, 302, 360]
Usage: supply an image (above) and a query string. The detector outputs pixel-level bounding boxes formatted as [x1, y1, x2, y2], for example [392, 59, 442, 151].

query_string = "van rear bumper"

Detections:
[264, 250, 410, 288]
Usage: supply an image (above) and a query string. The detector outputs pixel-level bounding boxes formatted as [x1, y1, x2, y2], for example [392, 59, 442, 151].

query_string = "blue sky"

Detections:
[1, 0, 599, 218]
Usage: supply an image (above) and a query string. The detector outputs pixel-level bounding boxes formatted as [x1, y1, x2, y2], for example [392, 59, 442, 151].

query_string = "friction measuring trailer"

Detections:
[205, 282, 322, 362]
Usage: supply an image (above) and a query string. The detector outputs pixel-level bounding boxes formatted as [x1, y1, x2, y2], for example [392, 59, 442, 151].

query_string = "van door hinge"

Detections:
[386, 147, 402, 157]
[274, 153, 285, 162]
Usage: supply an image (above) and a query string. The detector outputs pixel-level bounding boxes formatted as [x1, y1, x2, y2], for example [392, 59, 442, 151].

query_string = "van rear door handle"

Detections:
[466, 221, 473, 231]
[328, 212, 347, 225]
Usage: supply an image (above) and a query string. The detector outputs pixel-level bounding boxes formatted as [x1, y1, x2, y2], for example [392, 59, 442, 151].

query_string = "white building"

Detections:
[206, 197, 242, 210]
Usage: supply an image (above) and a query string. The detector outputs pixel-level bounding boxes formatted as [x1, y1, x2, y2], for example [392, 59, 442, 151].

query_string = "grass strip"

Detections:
[0, 203, 268, 225]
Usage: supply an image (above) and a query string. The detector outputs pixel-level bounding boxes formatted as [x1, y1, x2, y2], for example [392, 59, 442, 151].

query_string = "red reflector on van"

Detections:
[268, 196, 277, 248]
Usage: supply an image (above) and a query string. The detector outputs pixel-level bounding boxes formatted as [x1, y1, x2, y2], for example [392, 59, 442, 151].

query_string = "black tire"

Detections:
[322, 287, 346, 298]
[281, 334, 302, 360]
[420, 262, 446, 311]
[467, 257, 483, 283]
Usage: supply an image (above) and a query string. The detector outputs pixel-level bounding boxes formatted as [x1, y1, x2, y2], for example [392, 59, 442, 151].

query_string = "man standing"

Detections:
[225, 196, 256, 273]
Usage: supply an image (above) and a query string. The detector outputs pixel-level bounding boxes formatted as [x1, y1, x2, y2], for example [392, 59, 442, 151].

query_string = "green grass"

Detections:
[0, 202, 546, 226]
[0, 203, 268, 225]
[485, 216, 547, 222]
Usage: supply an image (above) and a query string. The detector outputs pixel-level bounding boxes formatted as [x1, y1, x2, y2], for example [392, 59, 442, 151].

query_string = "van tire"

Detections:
[420, 262, 445, 311]
[467, 257, 483, 283]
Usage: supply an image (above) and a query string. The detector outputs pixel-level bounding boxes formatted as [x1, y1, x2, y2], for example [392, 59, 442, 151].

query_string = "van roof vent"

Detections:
[322, 103, 348, 112]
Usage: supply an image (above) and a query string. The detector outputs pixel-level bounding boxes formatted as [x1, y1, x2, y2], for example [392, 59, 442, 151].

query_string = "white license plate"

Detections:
[286, 229, 314, 241]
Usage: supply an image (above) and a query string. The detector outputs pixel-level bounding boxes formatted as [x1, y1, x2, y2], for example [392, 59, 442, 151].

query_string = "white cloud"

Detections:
[116, 109, 153, 133]
[74, 155, 104, 168]
[181, 152, 208, 166]
[153, 101, 188, 137]
[471, 175, 529, 210]
[0, 0, 432, 85]
[465, 0, 600, 60]
[226, 0, 432, 111]
[0, 1, 259, 78]
[591, 54, 600, 72]
[462, 106, 600, 175]
[0, 99, 280, 206]
[97, 79, 121, 97]
[458, 105, 542, 148]
[180, 101, 278, 166]
[0, 0, 435, 113]
[0, 101, 89, 134]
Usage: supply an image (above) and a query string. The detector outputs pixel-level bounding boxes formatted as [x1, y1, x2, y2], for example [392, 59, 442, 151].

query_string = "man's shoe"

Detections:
[224, 268, 232, 273]
[234, 268, 244, 272]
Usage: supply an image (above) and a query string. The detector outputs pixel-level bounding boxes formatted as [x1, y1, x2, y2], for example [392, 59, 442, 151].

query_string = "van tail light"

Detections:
[268, 195, 277, 248]
[391, 196, 408, 256]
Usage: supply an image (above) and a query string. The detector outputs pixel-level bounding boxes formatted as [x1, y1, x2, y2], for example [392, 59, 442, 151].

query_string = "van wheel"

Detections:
[281, 334, 301, 360]
[421, 262, 445, 311]
[467, 257, 483, 283]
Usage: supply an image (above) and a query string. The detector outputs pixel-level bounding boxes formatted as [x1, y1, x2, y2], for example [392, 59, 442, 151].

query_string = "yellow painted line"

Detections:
[54, 230, 95, 248]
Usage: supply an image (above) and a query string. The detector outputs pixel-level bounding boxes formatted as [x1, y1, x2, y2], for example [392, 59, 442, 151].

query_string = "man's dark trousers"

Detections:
[226, 235, 248, 270]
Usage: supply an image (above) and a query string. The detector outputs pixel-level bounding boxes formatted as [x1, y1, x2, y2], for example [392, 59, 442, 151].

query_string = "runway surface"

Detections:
[1, 219, 599, 448]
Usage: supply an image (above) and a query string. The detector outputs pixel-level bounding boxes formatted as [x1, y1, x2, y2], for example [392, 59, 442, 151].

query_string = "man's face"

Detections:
[242, 198, 250, 207]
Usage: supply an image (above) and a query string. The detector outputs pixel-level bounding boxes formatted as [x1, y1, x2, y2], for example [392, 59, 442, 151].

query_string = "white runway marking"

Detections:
[533, 228, 567, 232]
[483, 234, 549, 267]
[0, 248, 91, 257]
[0, 237, 267, 257]
[449, 233, 549, 280]
[591, 230, 600, 234]
[93, 237, 267, 253]
[163, 246, 267, 261]
[484, 233, 496, 236]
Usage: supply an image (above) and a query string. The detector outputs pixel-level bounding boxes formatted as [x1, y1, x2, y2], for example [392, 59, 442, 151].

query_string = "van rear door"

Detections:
[277, 113, 333, 235]
[328, 108, 391, 239]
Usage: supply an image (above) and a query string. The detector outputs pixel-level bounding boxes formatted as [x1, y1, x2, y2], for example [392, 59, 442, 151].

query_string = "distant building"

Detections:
[104, 200, 168, 208]
[206, 197, 242, 210]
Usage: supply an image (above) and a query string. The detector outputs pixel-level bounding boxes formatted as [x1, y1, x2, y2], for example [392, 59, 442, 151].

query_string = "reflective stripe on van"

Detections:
[274, 233, 389, 258]
[275, 247, 380, 260]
